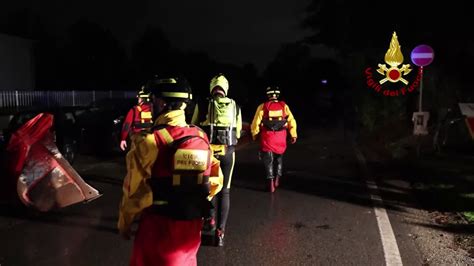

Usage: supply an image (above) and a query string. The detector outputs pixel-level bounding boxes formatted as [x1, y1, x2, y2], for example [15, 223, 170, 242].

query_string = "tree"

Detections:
[263, 42, 312, 89]
[61, 19, 129, 90]
[131, 26, 176, 83]
[302, 0, 474, 131]
[262, 41, 344, 124]
[0, 8, 43, 39]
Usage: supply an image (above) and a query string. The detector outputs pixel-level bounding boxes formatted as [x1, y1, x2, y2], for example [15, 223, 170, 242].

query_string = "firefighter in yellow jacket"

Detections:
[192, 73, 242, 247]
[118, 77, 223, 266]
[251, 86, 297, 192]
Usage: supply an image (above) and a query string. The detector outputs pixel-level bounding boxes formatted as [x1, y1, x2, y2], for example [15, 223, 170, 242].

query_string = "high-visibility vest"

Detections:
[200, 97, 239, 146]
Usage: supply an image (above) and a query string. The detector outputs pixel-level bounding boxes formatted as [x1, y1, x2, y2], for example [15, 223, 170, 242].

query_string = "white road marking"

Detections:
[353, 145, 403, 266]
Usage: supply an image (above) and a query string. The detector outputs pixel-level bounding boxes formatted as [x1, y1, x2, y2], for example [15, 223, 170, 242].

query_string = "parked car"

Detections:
[76, 98, 135, 155]
[0, 113, 14, 151]
[0, 107, 82, 164]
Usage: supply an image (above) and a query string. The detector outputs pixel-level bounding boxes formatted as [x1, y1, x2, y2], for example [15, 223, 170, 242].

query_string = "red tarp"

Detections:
[5, 113, 101, 211]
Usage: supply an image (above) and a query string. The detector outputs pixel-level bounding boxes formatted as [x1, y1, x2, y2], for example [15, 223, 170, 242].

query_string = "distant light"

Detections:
[321, 79, 328, 84]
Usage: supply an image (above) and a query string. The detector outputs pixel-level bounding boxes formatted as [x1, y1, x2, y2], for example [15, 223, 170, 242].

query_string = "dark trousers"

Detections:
[261, 151, 283, 179]
[211, 146, 235, 231]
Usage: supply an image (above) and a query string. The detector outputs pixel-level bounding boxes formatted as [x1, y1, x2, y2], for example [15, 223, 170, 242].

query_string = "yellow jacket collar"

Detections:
[155, 110, 187, 126]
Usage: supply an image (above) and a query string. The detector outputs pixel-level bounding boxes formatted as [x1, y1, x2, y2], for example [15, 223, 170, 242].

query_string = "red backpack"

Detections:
[132, 102, 154, 130]
[153, 126, 211, 177]
[150, 125, 213, 219]
[262, 101, 287, 131]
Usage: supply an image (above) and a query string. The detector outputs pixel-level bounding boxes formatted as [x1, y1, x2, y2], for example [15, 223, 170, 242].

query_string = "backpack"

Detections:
[150, 125, 213, 219]
[198, 97, 239, 146]
[132, 102, 154, 130]
[262, 101, 288, 131]
[169, 132, 211, 177]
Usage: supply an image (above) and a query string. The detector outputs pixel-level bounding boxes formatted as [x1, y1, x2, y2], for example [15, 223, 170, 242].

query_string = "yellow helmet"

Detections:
[209, 74, 229, 96]
[137, 86, 151, 100]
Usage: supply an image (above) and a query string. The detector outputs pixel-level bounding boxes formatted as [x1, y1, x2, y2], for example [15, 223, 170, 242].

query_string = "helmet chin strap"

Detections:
[268, 94, 279, 100]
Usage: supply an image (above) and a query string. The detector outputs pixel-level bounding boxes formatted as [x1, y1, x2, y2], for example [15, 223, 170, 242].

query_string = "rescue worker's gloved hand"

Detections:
[120, 140, 128, 151]
[291, 137, 297, 144]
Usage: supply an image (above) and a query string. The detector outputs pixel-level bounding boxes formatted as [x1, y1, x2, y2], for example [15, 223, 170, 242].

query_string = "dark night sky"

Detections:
[2, 0, 312, 71]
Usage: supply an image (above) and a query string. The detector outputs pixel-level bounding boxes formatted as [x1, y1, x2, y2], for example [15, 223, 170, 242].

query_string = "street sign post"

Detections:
[411, 45, 434, 138]
[412, 111, 430, 136]
[411, 45, 434, 113]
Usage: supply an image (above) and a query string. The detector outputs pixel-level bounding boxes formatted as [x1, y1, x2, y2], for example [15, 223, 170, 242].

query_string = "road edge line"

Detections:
[353, 143, 403, 266]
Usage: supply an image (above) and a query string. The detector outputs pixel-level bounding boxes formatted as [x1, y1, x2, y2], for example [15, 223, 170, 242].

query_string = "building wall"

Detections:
[0, 33, 34, 90]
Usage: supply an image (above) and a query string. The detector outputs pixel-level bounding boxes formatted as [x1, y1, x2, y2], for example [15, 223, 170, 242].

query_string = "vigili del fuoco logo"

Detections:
[364, 32, 422, 97]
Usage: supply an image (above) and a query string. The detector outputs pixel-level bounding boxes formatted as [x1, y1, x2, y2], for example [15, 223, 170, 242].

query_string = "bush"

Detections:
[357, 91, 408, 133]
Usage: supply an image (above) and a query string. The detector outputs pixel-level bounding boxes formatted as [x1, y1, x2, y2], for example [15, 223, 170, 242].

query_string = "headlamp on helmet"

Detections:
[266, 86, 280, 99]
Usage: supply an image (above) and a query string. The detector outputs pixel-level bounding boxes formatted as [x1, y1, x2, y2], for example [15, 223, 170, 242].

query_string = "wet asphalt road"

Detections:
[0, 127, 425, 265]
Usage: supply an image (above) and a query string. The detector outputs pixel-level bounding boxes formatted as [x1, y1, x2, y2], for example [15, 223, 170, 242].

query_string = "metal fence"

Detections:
[0, 90, 136, 110]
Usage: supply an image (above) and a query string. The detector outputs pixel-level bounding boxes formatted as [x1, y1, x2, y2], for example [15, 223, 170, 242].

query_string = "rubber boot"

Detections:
[216, 229, 225, 247]
[274, 176, 280, 188]
[203, 217, 216, 232]
[275, 154, 283, 188]
[268, 179, 275, 193]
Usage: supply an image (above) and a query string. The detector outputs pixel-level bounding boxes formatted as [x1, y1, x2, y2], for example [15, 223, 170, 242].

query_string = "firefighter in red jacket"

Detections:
[118, 77, 223, 266]
[120, 87, 154, 151]
[251, 86, 297, 192]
